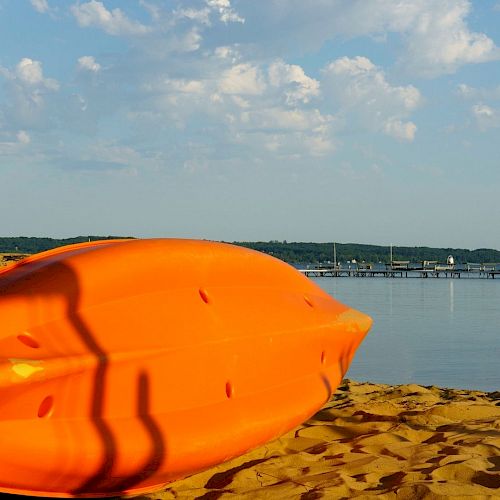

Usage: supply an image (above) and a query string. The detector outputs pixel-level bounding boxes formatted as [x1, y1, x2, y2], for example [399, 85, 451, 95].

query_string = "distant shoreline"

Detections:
[2, 236, 500, 265]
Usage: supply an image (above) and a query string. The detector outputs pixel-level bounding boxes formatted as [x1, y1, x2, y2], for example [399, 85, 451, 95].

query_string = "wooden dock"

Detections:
[299, 265, 500, 279]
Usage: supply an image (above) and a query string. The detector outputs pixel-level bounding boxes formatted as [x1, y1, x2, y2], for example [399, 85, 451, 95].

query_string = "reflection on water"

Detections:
[315, 277, 499, 391]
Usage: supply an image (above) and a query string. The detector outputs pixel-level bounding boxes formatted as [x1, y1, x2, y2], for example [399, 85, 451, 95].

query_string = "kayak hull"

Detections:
[0, 239, 371, 497]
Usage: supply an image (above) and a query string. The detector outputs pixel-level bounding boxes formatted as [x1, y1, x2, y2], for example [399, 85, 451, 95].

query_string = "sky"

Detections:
[1, 0, 500, 249]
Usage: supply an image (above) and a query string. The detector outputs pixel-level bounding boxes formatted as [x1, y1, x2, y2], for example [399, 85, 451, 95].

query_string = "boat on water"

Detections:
[0, 238, 371, 497]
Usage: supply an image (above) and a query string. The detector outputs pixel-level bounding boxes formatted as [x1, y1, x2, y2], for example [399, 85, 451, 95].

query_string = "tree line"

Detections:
[0, 236, 131, 254]
[233, 241, 500, 264]
[1, 237, 499, 264]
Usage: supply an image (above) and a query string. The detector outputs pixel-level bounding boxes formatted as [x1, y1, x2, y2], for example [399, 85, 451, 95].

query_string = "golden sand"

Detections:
[0, 253, 28, 268]
[144, 380, 500, 499]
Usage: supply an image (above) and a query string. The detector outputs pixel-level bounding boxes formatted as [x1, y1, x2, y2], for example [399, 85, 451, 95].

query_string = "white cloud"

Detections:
[457, 83, 475, 98]
[324, 56, 420, 111]
[457, 83, 500, 101]
[139, 1, 162, 21]
[71, 1, 151, 36]
[206, 0, 244, 24]
[239, 0, 499, 77]
[231, 95, 250, 108]
[268, 60, 319, 105]
[132, 52, 333, 159]
[219, 63, 266, 95]
[77, 55, 101, 73]
[166, 79, 205, 94]
[240, 107, 331, 132]
[384, 118, 417, 141]
[234, 106, 335, 156]
[303, 134, 335, 156]
[15, 58, 44, 85]
[471, 103, 499, 130]
[0, 58, 59, 130]
[321, 56, 420, 140]
[174, 7, 211, 25]
[472, 104, 494, 118]
[4, 2, 451, 168]
[326, 55, 376, 76]
[30, 0, 49, 13]
[181, 28, 202, 52]
[403, 0, 499, 76]
[214, 46, 241, 63]
[16, 130, 31, 144]
[14, 58, 58, 90]
[0, 58, 59, 91]
[0, 130, 32, 155]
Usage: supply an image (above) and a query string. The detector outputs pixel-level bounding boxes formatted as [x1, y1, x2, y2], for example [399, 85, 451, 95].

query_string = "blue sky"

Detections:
[1, 1, 500, 248]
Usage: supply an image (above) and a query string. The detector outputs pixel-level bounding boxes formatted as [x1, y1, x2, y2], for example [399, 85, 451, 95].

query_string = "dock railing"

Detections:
[466, 263, 482, 272]
[357, 262, 373, 270]
[481, 263, 496, 271]
[435, 264, 454, 271]
[389, 260, 410, 270]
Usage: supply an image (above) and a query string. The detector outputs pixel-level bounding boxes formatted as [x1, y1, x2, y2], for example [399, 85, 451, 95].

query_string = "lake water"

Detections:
[313, 277, 500, 392]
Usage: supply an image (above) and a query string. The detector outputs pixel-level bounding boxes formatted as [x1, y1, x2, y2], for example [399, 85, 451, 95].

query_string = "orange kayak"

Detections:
[0, 239, 371, 497]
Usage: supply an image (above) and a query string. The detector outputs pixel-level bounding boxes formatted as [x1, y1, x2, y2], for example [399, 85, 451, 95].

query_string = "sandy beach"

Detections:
[140, 379, 500, 499]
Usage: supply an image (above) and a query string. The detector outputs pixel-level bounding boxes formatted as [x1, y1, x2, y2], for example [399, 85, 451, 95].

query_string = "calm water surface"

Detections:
[313, 277, 500, 392]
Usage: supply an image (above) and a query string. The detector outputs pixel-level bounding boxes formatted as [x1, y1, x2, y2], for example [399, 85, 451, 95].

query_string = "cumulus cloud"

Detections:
[456, 83, 475, 98]
[403, 0, 499, 76]
[472, 104, 494, 118]
[383, 118, 417, 141]
[206, 0, 244, 24]
[457, 83, 500, 101]
[132, 46, 332, 159]
[174, 7, 211, 25]
[0, 57, 59, 91]
[239, 107, 331, 132]
[5, 1, 443, 169]
[230, 106, 334, 157]
[15, 58, 43, 85]
[0, 130, 32, 156]
[214, 45, 241, 63]
[172, 79, 205, 94]
[71, 1, 151, 36]
[143, 78, 206, 96]
[324, 56, 420, 110]
[169, 0, 245, 27]
[0, 58, 59, 130]
[236, 0, 499, 77]
[13, 58, 59, 90]
[30, 0, 49, 13]
[77, 55, 101, 73]
[458, 91, 500, 129]
[16, 130, 31, 144]
[268, 60, 320, 105]
[219, 63, 266, 95]
[321, 56, 420, 140]
[472, 103, 499, 130]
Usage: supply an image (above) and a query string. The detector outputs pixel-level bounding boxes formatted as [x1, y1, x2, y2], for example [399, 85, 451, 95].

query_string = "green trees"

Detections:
[1, 237, 499, 265]
[0, 236, 132, 254]
[233, 241, 500, 265]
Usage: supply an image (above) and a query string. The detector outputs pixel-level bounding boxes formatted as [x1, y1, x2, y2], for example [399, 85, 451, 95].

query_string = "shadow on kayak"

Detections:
[0, 260, 165, 497]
